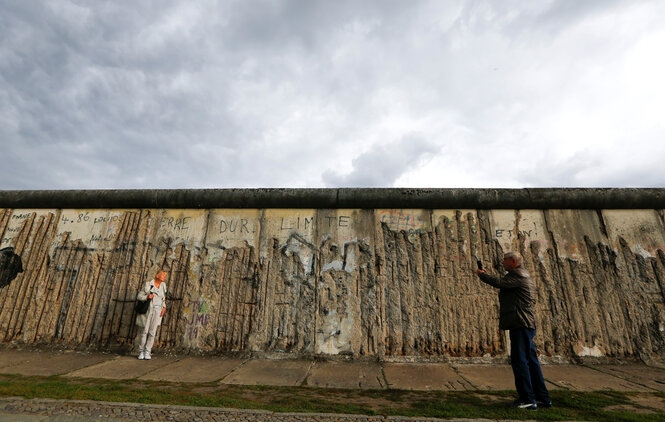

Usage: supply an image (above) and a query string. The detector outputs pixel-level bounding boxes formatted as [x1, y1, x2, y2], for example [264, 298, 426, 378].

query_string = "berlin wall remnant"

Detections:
[0, 189, 664, 361]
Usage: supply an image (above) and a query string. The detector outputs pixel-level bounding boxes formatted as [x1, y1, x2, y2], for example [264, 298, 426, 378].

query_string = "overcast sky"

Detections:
[1, 0, 663, 190]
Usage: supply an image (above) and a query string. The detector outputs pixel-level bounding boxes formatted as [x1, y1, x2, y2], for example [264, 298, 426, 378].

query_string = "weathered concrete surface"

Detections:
[541, 365, 652, 391]
[383, 363, 471, 390]
[590, 364, 665, 392]
[0, 191, 664, 361]
[65, 356, 173, 380]
[306, 361, 385, 389]
[219, 359, 312, 386]
[452, 365, 520, 390]
[0, 351, 109, 376]
[454, 363, 652, 392]
[139, 357, 245, 383]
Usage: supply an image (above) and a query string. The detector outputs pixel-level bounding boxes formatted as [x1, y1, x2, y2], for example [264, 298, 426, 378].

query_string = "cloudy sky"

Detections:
[1, 0, 663, 190]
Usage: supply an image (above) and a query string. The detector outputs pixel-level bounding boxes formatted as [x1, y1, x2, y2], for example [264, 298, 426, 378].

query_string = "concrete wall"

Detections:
[0, 189, 664, 360]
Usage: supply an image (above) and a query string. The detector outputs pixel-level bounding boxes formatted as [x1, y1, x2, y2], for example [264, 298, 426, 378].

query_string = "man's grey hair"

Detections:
[504, 252, 523, 266]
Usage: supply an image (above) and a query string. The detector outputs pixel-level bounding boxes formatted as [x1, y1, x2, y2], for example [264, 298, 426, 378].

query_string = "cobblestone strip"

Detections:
[0, 397, 388, 421]
[0, 397, 527, 421]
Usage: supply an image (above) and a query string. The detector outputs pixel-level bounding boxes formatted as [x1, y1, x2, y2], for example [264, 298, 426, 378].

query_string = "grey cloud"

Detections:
[516, 152, 603, 187]
[592, 169, 665, 188]
[322, 134, 439, 187]
[0, 2, 243, 188]
[452, 0, 627, 38]
[517, 150, 665, 188]
[0, 1, 662, 189]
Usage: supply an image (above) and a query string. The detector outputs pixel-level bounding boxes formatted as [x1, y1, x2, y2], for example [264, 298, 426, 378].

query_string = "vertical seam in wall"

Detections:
[9, 213, 42, 340]
[596, 209, 609, 239]
[15, 213, 49, 338]
[81, 246, 105, 344]
[0, 208, 11, 245]
[99, 211, 133, 346]
[113, 211, 139, 342]
[0, 210, 14, 335]
[313, 209, 320, 355]
[655, 209, 665, 234]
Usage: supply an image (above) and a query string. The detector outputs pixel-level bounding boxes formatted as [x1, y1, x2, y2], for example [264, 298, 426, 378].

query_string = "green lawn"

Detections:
[0, 373, 663, 421]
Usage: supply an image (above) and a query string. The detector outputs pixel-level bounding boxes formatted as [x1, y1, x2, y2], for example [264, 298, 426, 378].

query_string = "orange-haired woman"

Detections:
[137, 270, 167, 360]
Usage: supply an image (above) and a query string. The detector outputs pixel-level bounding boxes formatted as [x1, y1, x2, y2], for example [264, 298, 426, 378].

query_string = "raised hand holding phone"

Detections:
[474, 254, 487, 275]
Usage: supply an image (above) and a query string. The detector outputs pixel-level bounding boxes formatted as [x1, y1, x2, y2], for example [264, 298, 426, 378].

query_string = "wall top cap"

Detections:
[0, 188, 663, 209]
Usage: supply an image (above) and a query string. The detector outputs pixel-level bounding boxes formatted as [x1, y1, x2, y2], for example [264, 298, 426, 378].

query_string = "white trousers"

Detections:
[138, 306, 163, 354]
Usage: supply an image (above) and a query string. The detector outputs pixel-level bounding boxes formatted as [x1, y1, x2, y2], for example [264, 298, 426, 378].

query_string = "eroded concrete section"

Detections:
[383, 363, 471, 390]
[220, 359, 312, 386]
[306, 361, 384, 389]
[65, 356, 175, 380]
[139, 357, 245, 383]
[541, 365, 650, 391]
[0, 351, 110, 376]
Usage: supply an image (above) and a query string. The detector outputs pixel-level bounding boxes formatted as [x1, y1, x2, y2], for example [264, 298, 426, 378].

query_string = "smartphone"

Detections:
[473, 254, 483, 270]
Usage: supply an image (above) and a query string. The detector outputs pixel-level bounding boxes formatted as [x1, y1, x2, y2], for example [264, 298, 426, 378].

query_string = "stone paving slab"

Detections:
[0, 350, 38, 370]
[452, 364, 558, 391]
[307, 361, 385, 389]
[1, 349, 660, 395]
[589, 364, 665, 392]
[452, 365, 516, 390]
[65, 355, 175, 380]
[0, 352, 111, 376]
[541, 365, 650, 391]
[383, 363, 472, 391]
[220, 359, 313, 386]
[139, 356, 245, 383]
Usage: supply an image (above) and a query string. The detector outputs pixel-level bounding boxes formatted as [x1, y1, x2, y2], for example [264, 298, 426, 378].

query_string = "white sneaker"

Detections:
[138, 352, 145, 360]
[144, 352, 151, 360]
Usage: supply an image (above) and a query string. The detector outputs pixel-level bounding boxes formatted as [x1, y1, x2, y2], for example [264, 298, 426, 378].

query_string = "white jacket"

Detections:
[135, 279, 167, 327]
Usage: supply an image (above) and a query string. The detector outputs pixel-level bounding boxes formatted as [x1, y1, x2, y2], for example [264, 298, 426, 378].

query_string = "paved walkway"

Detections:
[1, 348, 664, 420]
[1, 349, 663, 392]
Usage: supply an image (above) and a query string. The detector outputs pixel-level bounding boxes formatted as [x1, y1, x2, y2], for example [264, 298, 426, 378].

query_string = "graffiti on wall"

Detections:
[0, 207, 663, 360]
[377, 209, 428, 237]
[184, 297, 212, 342]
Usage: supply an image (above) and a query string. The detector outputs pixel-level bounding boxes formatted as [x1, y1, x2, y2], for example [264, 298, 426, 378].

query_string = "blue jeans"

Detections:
[509, 327, 550, 404]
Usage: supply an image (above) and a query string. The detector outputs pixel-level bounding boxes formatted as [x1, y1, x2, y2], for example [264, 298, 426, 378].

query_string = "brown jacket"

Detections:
[479, 266, 537, 330]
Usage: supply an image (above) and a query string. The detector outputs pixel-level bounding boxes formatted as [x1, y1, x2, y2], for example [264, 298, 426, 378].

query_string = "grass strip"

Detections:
[0, 374, 663, 421]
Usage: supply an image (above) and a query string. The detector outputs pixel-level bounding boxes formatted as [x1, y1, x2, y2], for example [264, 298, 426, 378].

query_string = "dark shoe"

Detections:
[512, 400, 538, 410]
[537, 399, 552, 408]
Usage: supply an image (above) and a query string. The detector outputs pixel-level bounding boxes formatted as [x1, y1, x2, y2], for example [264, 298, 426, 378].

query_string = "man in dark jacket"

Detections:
[477, 252, 551, 410]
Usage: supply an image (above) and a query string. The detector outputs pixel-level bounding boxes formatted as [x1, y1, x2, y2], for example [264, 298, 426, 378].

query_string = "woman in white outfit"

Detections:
[137, 270, 167, 360]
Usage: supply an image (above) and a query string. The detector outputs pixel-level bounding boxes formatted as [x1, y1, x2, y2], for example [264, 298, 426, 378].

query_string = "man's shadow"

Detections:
[0, 246, 23, 289]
